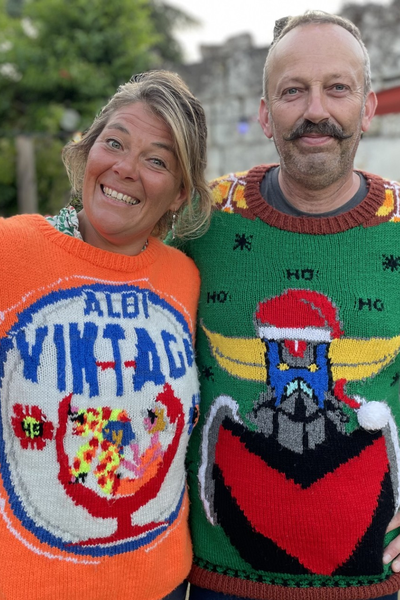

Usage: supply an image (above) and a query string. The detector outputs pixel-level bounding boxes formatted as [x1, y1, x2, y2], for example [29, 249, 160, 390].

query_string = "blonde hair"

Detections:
[62, 70, 213, 240]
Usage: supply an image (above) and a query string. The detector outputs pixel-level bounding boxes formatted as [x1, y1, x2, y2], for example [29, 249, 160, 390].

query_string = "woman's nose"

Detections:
[112, 155, 139, 180]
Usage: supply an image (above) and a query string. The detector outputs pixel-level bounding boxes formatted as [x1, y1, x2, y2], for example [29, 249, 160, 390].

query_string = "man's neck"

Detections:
[278, 169, 361, 215]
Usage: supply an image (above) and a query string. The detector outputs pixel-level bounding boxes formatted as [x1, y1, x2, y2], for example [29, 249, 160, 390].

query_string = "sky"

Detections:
[167, 0, 392, 63]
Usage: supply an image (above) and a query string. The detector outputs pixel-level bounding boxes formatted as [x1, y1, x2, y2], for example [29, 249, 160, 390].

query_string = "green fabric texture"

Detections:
[179, 166, 400, 599]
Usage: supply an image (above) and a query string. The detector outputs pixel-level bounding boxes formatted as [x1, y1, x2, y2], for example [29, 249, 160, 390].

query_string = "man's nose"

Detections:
[303, 89, 330, 123]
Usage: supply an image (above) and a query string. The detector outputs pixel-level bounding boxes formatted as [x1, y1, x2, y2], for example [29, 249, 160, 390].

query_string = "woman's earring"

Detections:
[171, 212, 177, 239]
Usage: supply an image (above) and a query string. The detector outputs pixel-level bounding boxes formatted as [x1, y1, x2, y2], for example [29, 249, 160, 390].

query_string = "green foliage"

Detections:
[0, 135, 70, 216]
[148, 0, 199, 64]
[5, 0, 23, 18]
[35, 136, 71, 215]
[0, 0, 160, 132]
[0, 137, 17, 216]
[0, 0, 194, 215]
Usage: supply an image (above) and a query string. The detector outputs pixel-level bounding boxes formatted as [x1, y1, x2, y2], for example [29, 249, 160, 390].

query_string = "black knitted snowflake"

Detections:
[201, 366, 215, 381]
[233, 233, 253, 251]
[391, 372, 400, 387]
[382, 254, 400, 272]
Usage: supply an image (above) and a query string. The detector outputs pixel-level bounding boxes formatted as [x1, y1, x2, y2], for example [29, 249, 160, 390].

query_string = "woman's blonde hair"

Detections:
[62, 70, 213, 239]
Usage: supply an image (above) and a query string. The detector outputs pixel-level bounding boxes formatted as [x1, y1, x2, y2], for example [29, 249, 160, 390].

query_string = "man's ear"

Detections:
[362, 90, 378, 133]
[259, 97, 274, 139]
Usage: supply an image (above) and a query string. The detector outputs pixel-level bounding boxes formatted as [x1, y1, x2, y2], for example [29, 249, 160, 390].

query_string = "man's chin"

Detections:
[284, 160, 347, 190]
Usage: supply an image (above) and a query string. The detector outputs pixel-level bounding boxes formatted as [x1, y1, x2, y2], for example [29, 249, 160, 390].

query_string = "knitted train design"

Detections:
[200, 289, 400, 576]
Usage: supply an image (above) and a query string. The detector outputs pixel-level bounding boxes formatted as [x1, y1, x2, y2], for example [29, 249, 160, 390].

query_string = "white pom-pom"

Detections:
[357, 401, 391, 430]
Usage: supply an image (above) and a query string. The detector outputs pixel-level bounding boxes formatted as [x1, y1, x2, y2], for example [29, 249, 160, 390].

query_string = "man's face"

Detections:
[259, 24, 377, 190]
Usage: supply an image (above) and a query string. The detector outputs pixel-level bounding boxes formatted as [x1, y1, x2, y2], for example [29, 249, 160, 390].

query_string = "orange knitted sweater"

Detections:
[0, 214, 200, 600]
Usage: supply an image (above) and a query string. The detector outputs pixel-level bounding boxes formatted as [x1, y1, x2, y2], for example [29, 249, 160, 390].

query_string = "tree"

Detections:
[148, 0, 199, 65]
[0, 0, 159, 132]
[0, 0, 198, 215]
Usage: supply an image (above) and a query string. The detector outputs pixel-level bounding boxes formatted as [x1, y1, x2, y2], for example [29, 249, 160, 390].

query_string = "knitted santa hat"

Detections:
[255, 289, 344, 342]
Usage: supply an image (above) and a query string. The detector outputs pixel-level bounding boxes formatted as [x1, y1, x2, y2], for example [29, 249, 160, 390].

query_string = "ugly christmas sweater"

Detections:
[181, 165, 400, 600]
[0, 214, 200, 600]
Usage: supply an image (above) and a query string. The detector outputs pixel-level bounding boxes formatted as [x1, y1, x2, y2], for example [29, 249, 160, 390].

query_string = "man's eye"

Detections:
[285, 88, 298, 96]
[333, 84, 346, 91]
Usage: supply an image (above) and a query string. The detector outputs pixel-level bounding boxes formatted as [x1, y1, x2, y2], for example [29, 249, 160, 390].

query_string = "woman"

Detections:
[0, 70, 212, 600]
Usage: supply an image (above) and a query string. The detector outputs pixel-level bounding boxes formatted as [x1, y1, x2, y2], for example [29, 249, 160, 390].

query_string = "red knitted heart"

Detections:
[215, 426, 389, 575]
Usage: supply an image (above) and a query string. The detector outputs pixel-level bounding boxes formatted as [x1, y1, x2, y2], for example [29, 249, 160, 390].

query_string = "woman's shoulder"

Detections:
[0, 213, 45, 240]
[156, 237, 199, 274]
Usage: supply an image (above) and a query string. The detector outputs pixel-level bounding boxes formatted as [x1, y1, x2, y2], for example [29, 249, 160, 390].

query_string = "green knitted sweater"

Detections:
[181, 165, 400, 600]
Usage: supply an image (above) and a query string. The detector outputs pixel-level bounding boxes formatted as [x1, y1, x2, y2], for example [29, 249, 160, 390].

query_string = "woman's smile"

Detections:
[101, 184, 140, 206]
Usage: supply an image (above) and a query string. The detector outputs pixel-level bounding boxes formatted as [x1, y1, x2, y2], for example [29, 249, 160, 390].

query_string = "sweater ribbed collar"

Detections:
[244, 164, 390, 234]
[34, 214, 161, 273]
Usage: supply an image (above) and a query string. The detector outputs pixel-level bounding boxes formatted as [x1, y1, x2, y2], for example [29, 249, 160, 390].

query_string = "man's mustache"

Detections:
[283, 120, 353, 141]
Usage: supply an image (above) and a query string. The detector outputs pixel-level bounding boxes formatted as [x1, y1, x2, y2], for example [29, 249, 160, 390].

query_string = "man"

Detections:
[180, 10, 400, 600]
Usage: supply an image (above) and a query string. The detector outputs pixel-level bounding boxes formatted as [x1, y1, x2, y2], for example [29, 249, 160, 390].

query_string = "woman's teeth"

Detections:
[102, 185, 139, 205]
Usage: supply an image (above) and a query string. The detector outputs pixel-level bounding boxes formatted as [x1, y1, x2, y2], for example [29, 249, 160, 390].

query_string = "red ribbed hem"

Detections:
[189, 564, 400, 599]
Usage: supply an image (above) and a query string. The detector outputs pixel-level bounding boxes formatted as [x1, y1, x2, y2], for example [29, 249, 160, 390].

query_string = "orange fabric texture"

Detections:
[0, 215, 199, 599]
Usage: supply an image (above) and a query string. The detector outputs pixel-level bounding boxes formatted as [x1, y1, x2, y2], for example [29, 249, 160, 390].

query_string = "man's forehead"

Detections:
[270, 23, 365, 65]
[267, 23, 365, 84]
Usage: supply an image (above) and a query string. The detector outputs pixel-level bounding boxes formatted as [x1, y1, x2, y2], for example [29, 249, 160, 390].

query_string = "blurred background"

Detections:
[0, 0, 399, 216]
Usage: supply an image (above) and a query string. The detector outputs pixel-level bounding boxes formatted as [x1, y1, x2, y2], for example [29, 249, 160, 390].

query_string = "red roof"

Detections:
[375, 85, 400, 115]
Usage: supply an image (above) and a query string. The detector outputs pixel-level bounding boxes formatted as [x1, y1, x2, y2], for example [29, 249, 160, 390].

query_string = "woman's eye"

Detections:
[107, 138, 121, 150]
[150, 158, 166, 168]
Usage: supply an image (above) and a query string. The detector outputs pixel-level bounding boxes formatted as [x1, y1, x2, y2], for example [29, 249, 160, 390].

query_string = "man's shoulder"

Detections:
[210, 170, 250, 189]
[209, 164, 271, 215]
[363, 170, 400, 189]
[208, 171, 247, 214]
[360, 171, 400, 225]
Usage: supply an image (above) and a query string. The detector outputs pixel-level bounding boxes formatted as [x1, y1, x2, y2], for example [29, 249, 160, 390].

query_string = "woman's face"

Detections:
[79, 102, 187, 255]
